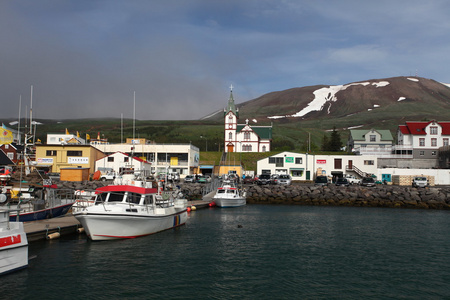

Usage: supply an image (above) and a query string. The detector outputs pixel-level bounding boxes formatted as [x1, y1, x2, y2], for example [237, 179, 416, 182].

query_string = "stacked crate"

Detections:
[392, 175, 435, 186]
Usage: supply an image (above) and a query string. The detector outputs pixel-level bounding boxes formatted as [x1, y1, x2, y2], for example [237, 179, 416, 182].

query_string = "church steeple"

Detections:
[225, 84, 239, 117]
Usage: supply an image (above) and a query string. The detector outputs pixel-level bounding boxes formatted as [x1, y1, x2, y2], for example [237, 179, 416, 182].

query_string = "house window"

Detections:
[243, 132, 249, 140]
[275, 157, 283, 167]
[364, 160, 374, 165]
[292, 170, 303, 177]
[370, 135, 376, 142]
[46, 150, 57, 156]
[262, 146, 266, 152]
[431, 138, 437, 147]
[67, 150, 82, 156]
[419, 138, 425, 146]
[124, 157, 129, 162]
[7, 153, 14, 160]
[444, 138, 449, 146]
[419, 151, 425, 156]
[295, 157, 302, 164]
[269, 157, 275, 164]
[229, 132, 232, 140]
[108, 157, 114, 162]
[431, 151, 437, 156]
[430, 127, 438, 135]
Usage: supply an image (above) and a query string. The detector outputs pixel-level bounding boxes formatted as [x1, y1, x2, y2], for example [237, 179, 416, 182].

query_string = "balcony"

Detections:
[354, 145, 413, 158]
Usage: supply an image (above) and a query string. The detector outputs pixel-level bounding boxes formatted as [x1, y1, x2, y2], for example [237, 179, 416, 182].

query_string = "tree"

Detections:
[321, 127, 342, 151]
[329, 127, 343, 151]
[321, 134, 330, 151]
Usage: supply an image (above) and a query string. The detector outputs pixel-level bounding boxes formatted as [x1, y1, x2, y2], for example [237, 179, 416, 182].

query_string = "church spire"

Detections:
[225, 84, 239, 117]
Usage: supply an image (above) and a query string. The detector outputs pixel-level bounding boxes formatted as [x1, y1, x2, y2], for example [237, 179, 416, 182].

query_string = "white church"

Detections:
[224, 86, 272, 153]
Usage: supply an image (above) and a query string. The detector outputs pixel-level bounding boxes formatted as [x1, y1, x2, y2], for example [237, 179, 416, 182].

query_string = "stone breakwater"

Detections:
[52, 181, 450, 210]
[180, 183, 450, 210]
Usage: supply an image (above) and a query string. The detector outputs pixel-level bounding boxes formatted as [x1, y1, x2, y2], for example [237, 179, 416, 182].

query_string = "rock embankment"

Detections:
[245, 184, 450, 209]
[180, 183, 450, 210]
[38, 180, 450, 210]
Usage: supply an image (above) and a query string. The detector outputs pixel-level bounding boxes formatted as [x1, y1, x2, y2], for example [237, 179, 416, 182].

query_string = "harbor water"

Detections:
[4, 204, 450, 299]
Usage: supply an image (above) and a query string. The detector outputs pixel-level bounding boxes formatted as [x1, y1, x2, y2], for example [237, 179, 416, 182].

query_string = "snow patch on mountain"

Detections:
[268, 81, 390, 119]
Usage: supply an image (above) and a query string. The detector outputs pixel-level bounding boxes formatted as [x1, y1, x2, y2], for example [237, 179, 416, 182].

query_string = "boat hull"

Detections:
[0, 222, 28, 275]
[75, 210, 188, 241]
[214, 197, 246, 208]
[9, 202, 75, 222]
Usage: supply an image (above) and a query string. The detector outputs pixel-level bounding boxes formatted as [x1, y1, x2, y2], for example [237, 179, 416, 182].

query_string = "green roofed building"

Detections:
[347, 129, 394, 154]
[224, 85, 272, 153]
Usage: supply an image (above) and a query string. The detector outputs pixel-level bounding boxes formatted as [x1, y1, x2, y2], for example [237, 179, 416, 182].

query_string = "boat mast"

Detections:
[24, 85, 33, 175]
[130, 91, 135, 173]
[17, 95, 21, 145]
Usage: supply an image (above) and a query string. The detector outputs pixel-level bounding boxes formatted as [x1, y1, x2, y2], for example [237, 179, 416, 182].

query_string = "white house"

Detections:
[398, 120, 450, 159]
[224, 86, 272, 153]
[95, 152, 152, 175]
[92, 140, 199, 177]
[347, 129, 394, 155]
[257, 151, 378, 181]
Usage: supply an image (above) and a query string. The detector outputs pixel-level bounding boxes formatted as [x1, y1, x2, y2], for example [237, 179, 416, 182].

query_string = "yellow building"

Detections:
[35, 144, 105, 174]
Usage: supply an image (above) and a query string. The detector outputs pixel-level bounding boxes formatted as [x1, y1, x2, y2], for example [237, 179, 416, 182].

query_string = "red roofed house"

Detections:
[397, 120, 450, 160]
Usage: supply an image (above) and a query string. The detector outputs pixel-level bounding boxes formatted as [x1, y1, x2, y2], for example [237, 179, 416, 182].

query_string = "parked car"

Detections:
[335, 177, 350, 186]
[277, 174, 292, 185]
[256, 174, 271, 185]
[344, 174, 361, 185]
[412, 177, 429, 188]
[100, 171, 116, 181]
[271, 174, 280, 185]
[360, 177, 376, 187]
[314, 176, 329, 186]
[197, 175, 211, 183]
[184, 175, 195, 183]
[243, 176, 255, 184]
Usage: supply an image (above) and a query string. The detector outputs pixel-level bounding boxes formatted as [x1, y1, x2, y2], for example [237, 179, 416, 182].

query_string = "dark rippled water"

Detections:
[3, 205, 450, 299]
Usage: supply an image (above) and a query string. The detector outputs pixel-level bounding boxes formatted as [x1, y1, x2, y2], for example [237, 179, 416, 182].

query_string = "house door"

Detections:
[227, 145, 234, 152]
[334, 158, 342, 169]
[348, 160, 353, 170]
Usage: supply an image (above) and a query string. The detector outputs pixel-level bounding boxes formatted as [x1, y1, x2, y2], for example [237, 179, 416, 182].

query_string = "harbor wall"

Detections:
[180, 183, 450, 210]
[53, 181, 450, 210]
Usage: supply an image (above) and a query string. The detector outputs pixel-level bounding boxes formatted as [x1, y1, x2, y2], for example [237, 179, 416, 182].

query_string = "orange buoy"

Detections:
[187, 207, 191, 212]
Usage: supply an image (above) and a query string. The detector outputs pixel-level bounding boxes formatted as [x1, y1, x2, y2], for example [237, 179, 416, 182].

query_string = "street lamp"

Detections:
[200, 135, 208, 152]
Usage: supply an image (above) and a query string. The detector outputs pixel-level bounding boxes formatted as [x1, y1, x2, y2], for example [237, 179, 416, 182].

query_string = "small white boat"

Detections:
[0, 209, 28, 275]
[73, 178, 188, 241]
[213, 184, 246, 208]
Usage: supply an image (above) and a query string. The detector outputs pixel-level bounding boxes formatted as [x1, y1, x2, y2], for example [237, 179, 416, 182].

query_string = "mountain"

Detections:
[203, 76, 450, 131]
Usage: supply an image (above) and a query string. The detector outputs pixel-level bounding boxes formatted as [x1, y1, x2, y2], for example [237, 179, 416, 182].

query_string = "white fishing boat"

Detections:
[73, 175, 188, 241]
[213, 184, 246, 208]
[0, 209, 28, 275]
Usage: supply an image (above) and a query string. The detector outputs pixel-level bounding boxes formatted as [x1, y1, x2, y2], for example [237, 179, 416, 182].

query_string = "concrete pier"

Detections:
[24, 215, 81, 242]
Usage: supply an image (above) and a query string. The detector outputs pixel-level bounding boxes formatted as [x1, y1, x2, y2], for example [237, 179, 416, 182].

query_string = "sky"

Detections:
[1, 0, 450, 121]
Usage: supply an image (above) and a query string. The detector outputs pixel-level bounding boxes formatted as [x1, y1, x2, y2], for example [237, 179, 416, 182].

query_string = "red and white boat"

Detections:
[0, 209, 28, 275]
[73, 176, 188, 241]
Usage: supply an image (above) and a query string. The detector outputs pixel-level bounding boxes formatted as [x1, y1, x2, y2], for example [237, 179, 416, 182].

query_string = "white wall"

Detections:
[257, 151, 378, 180]
[377, 168, 450, 185]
